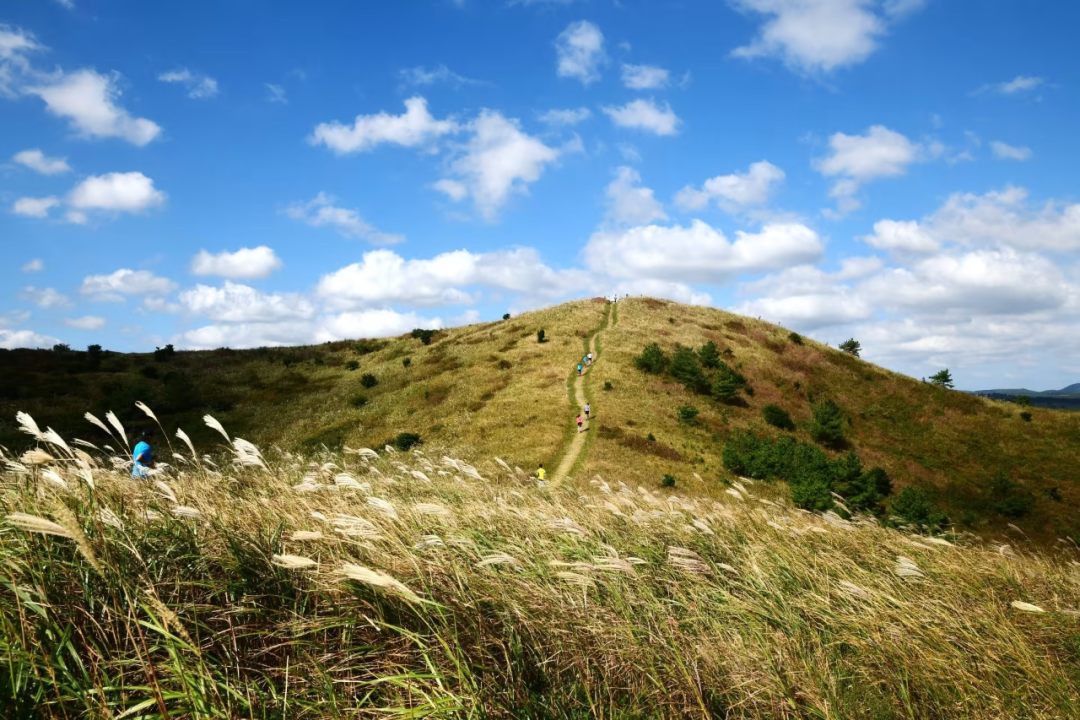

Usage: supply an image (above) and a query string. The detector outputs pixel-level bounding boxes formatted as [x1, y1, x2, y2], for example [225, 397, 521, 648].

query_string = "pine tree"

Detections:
[712, 361, 747, 403]
[929, 369, 954, 388]
[697, 340, 721, 369]
[669, 346, 709, 394]
[839, 338, 861, 357]
[809, 399, 845, 448]
[633, 343, 667, 374]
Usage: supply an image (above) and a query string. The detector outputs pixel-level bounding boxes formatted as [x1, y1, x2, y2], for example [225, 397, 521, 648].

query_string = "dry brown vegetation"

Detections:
[3, 410, 1080, 718]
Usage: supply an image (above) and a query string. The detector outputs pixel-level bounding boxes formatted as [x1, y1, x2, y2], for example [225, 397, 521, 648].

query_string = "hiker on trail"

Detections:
[576, 413, 584, 433]
[577, 362, 583, 376]
[584, 402, 591, 420]
[537, 464, 546, 481]
[132, 429, 155, 479]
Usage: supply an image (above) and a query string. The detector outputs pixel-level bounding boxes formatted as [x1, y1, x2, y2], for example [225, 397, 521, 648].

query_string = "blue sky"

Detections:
[3, 0, 1079, 391]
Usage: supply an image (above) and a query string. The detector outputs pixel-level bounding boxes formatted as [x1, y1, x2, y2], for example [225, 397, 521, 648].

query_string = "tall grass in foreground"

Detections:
[2, 409, 1079, 718]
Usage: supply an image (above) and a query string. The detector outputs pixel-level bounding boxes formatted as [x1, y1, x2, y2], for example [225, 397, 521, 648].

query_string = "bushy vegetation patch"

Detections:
[722, 431, 891, 513]
[762, 404, 795, 431]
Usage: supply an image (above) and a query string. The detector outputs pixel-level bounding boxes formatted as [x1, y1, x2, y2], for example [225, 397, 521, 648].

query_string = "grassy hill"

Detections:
[4, 297, 1080, 717]
[2, 296, 1078, 544]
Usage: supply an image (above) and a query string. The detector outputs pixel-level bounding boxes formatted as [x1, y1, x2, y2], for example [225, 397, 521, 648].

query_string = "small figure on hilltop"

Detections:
[536, 463, 546, 480]
[577, 412, 584, 433]
[132, 429, 155, 479]
[584, 402, 591, 420]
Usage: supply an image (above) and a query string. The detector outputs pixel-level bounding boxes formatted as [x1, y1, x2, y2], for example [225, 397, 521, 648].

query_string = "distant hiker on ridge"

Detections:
[537, 464, 546, 481]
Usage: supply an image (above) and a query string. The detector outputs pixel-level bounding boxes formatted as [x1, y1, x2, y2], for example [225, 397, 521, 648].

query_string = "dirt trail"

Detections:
[552, 304, 615, 483]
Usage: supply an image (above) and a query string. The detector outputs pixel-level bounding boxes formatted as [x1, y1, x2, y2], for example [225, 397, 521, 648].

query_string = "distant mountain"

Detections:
[973, 384, 1080, 397]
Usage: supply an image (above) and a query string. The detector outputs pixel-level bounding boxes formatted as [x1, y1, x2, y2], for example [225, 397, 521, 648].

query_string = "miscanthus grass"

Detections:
[2, 409, 1080, 718]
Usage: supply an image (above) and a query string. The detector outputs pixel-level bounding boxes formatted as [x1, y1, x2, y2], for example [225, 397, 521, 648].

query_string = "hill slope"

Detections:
[2, 297, 1078, 543]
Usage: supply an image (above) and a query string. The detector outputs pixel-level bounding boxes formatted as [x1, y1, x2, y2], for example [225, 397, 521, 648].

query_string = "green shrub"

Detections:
[502, 313, 511, 320]
[890, 486, 948, 530]
[697, 340, 721, 369]
[411, 328, 437, 345]
[762, 404, 795, 431]
[722, 431, 890, 514]
[392, 432, 422, 451]
[647, 433, 656, 442]
[677, 405, 699, 425]
[788, 332, 804, 345]
[498, 359, 512, 370]
[537, 328, 546, 343]
[402, 357, 412, 368]
[1014, 394, 1032, 407]
[661, 473, 676, 488]
[349, 394, 368, 408]
[139, 365, 160, 380]
[360, 373, 378, 388]
[986, 471, 1035, 518]
[1020, 411, 1032, 422]
[345, 360, 360, 371]
[809, 400, 845, 447]
[712, 362, 747, 403]
[669, 346, 709, 393]
[634, 343, 668, 374]
[153, 344, 176, 362]
[603, 380, 613, 391]
[354, 339, 386, 355]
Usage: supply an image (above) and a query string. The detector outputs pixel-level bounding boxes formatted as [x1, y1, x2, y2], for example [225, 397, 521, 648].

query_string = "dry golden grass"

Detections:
[2, 412, 1080, 717]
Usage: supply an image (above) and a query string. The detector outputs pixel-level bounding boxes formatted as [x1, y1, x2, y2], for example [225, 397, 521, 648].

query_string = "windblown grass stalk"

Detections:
[2, 408, 1080, 718]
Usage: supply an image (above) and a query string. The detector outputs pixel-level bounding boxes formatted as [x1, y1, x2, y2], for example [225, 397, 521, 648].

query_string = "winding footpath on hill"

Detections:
[552, 302, 616, 483]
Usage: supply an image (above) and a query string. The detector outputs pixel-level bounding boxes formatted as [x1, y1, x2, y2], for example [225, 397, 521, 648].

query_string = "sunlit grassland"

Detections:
[2, 411, 1080, 718]
[0, 300, 608, 473]
[581, 298, 1080, 543]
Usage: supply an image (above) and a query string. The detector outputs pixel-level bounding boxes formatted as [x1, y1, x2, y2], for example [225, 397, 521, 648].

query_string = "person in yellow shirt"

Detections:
[537, 464, 546, 480]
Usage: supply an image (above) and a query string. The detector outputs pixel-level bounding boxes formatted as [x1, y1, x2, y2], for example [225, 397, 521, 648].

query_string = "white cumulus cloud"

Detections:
[158, 68, 219, 99]
[621, 63, 670, 89]
[584, 220, 825, 284]
[926, 186, 1080, 252]
[316, 247, 582, 311]
[816, 125, 927, 214]
[191, 246, 283, 279]
[976, 75, 1045, 96]
[729, 0, 927, 74]
[81, 269, 177, 301]
[13, 196, 60, 218]
[990, 141, 1032, 161]
[25, 69, 161, 145]
[602, 99, 680, 136]
[21, 259, 43, 273]
[0, 329, 61, 350]
[604, 166, 667, 226]
[555, 20, 606, 85]
[13, 148, 70, 174]
[63, 315, 106, 330]
[437, 111, 561, 220]
[19, 286, 70, 309]
[538, 107, 592, 126]
[284, 192, 403, 244]
[859, 219, 940, 254]
[68, 172, 166, 213]
[399, 64, 481, 88]
[674, 160, 785, 212]
[308, 96, 459, 154]
[178, 282, 316, 323]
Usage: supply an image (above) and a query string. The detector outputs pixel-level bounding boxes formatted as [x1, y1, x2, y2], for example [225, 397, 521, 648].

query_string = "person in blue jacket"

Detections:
[132, 429, 155, 479]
